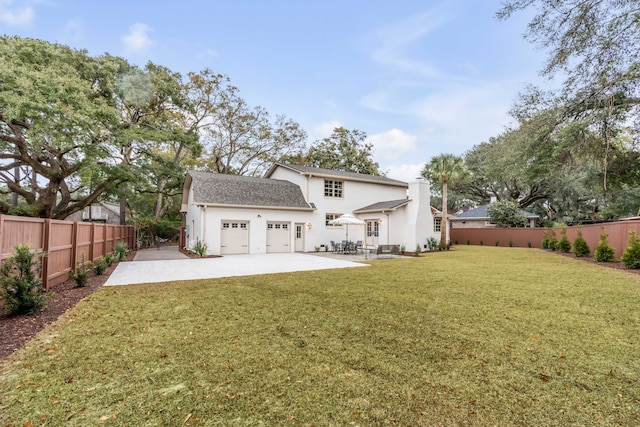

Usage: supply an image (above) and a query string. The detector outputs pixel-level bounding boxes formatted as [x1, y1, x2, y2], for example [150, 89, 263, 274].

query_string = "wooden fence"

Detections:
[0, 214, 136, 289]
[450, 219, 640, 258]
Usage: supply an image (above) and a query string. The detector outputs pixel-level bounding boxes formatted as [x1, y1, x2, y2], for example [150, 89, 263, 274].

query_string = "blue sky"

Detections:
[1, 0, 550, 181]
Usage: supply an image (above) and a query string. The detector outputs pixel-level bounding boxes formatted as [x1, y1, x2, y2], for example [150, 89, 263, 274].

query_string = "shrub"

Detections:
[400, 244, 406, 254]
[594, 228, 615, 262]
[527, 242, 532, 248]
[549, 229, 558, 251]
[193, 239, 207, 257]
[542, 231, 550, 249]
[104, 252, 115, 267]
[495, 240, 500, 246]
[558, 228, 572, 253]
[427, 237, 438, 251]
[71, 254, 91, 287]
[621, 230, 640, 269]
[414, 244, 421, 256]
[508, 240, 513, 247]
[0, 244, 48, 315]
[94, 257, 107, 276]
[573, 228, 590, 257]
[480, 240, 483, 246]
[115, 242, 128, 261]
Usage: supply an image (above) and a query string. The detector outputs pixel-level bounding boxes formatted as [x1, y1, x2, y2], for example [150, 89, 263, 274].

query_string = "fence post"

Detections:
[42, 219, 51, 290]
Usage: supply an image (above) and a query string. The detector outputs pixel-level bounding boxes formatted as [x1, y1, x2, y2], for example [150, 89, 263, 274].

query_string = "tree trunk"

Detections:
[441, 179, 448, 244]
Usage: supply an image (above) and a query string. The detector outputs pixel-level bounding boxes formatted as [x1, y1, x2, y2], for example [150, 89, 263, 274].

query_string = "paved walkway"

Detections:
[105, 247, 369, 286]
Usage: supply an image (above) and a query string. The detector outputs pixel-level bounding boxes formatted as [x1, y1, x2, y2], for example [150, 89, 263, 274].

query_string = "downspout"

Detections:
[202, 205, 206, 248]
[384, 211, 390, 244]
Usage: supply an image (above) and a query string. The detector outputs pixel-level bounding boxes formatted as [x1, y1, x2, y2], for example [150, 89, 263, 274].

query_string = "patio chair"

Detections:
[330, 240, 340, 253]
[354, 240, 363, 253]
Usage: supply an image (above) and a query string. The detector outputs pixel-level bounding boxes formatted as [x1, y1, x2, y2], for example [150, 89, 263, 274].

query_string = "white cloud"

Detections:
[369, 5, 456, 80]
[197, 48, 218, 60]
[122, 23, 153, 54]
[309, 120, 342, 142]
[366, 128, 418, 162]
[384, 163, 425, 183]
[0, 0, 34, 26]
[62, 17, 84, 43]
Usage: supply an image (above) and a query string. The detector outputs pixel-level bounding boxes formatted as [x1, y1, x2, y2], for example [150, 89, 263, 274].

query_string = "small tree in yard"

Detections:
[621, 230, 640, 269]
[558, 228, 572, 253]
[573, 227, 591, 257]
[0, 245, 48, 315]
[594, 228, 615, 262]
[487, 201, 528, 228]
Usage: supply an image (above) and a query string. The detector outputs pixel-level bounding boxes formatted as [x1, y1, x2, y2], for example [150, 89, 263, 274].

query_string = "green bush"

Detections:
[94, 257, 107, 276]
[542, 231, 550, 249]
[594, 228, 615, 262]
[548, 229, 558, 251]
[115, 242, 128, 261]
[193, 239, 207, 257]
[0, 244, 48, 315]
[104, 252, 115, 267]
[427, 237, 438, 251]
[414, 245, 421, 256]
[573, 228, 590, 257]
[621, 230, 640, 269]
[71, 254, 91, 287]
[558, 228, 572, 253]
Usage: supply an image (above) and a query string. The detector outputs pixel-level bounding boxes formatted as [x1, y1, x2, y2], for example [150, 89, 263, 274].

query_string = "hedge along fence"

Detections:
[0, 214, 136, 289]
[450, 219, 640, 259]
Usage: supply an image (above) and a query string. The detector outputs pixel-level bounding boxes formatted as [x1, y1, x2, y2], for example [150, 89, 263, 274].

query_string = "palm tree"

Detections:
[422, 154, 468, 244]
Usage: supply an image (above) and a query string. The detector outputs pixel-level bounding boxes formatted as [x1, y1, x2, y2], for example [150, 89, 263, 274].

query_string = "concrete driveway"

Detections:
[105, 247, 369, 286]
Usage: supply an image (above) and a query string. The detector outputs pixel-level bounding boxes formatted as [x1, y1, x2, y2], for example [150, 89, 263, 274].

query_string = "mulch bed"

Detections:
[0, 251, 135, 360]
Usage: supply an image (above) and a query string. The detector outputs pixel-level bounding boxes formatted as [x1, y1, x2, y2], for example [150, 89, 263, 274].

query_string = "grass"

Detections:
[1, 246, 639, 426]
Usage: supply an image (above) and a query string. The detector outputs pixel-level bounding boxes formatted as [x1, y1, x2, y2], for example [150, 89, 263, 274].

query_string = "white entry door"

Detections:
[365, 220, 379, 247]
[220, 221, 249, 254]
[294, 223, 304, 252]
[266, 222, 290, 253]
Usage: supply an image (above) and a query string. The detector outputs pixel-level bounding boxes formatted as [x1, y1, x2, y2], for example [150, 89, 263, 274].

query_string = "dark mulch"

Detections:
[0, 251, 135, 360]
[555, 250, 640, 276]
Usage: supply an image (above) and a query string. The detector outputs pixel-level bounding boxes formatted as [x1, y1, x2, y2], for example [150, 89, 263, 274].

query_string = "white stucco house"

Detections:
[180, 163, 442, 256]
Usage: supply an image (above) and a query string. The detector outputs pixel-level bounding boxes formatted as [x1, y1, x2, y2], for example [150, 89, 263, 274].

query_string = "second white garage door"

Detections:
[220, 221, 249, 255]
[266, 222, 290, 253]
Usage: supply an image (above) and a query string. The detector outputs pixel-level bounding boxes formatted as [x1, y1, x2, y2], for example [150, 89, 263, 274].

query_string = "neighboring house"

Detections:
[451, 203, 539, 228]
[65, 202, 127, 225]
[181, 163, 441, 255]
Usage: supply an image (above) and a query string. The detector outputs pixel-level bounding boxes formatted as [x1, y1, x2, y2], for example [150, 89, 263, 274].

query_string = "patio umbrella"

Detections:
[328, 214, 365, 241]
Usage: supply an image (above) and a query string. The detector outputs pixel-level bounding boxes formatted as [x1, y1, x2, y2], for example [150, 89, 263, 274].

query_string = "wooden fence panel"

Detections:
[75, 222, 93, 264]
[0, 214, 135, 289]
[0, 215, 45, 261]
[450, 219, 640, 258]
[92, 224, 106, 262]
[45, 220, 75, 288]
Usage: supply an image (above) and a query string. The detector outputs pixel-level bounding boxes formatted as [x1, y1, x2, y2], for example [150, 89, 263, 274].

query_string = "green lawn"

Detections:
[1, 246, 639, 426]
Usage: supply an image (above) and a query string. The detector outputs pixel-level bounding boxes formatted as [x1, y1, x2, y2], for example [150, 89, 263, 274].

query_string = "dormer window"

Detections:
[324, 180, 343, 198]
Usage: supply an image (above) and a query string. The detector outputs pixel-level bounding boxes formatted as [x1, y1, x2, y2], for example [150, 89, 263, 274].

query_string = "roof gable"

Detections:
[185, 170, 312, 209]
[265, 163, 408, 188]
[354, 199, 410, 213]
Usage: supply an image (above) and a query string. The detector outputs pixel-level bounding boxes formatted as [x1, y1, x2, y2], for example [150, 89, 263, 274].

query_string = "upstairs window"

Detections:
[324, 180, 343, 198]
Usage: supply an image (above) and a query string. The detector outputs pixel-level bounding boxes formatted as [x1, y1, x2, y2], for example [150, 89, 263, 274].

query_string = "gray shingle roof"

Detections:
[454, 204, 538, 219]
[354, 199, 410, 213]
[187, 170, 312, 209]
[266, 163, 408, 187]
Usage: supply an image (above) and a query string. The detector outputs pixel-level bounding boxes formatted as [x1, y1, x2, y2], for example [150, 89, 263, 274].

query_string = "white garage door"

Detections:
[220, 221, 249, 254]
[266, 222, 290, 253]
